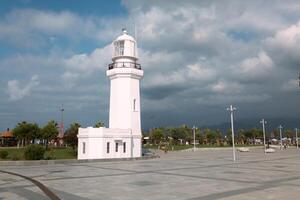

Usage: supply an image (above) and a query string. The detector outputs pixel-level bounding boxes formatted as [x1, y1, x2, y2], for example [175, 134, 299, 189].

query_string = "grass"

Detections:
[0, 146, 77, 160]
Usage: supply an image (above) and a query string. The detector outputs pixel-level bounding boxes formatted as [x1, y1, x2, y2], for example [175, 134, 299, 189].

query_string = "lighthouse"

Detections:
[77, 29, 143, 159]
[107, 29, 143, 136]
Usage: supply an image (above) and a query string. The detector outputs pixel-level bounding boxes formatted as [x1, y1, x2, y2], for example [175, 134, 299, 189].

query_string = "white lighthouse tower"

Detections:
[77, 29, 143, 159]
[107, 29, 143, 137]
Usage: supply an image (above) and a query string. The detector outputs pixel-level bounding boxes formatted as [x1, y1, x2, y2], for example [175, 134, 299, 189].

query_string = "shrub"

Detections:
[72, 149, 77, 156]
[0, 150, 8, 159]
[24, 144, 45, 160]
[10, 153, 21, 160]
[44, 149, 56, 160]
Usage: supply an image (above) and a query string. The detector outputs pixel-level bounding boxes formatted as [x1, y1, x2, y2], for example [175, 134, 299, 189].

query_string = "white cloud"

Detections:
[266, 22, 300, 64]
[62, 45, 111, 86]
[282, 79, 299, 91]
[240, 51, 273, 73]
[7, 75, 39, 101]
[144, 62, 217, 88]
[211, 81, 243, 94]
[266, 22, 300, 51]
[64, 45, 111, 72]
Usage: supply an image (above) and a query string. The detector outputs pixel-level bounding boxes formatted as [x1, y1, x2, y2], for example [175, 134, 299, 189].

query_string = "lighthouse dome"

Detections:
[112, 29, 138, 61]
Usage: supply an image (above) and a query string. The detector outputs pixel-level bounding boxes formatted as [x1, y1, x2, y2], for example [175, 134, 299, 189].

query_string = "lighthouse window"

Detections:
[114, 40, 124, 56]
[107, 142, 110, 153]
[133, 99, 137, 111]
[123, 142, 126, 153]
[82, 142, 86, 154]
[115, 142, 119, 152]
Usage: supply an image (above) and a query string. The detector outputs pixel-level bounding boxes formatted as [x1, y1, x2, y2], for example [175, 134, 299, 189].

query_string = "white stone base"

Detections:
[77, 127, 141, 160]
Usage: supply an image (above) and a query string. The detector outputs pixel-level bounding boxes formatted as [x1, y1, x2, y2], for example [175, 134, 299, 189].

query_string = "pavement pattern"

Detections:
[0, 147, 300, 200]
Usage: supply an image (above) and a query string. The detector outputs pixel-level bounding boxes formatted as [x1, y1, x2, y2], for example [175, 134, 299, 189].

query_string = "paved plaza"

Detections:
[1, 148, 300, 200]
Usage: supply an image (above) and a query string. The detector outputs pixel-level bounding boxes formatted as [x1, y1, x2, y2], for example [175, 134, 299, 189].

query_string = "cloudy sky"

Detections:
[0, 0, 299, 131]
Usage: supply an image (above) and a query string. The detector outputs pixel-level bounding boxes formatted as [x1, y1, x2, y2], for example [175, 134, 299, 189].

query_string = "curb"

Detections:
[0, 155, 160, 166]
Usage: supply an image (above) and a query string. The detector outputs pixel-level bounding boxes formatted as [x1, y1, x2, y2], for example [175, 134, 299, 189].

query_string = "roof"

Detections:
[114, 29, 136, 42]
[1, 130, 13, 138]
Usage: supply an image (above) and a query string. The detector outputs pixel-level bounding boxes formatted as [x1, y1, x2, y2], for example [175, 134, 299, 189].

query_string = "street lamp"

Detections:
[295, 128, 299, 149]
[260, 119, 267, 154]
[60, 104, 64, 139]
[227, 105, 237, 162]
[279, 125, 283, 150]
[192, 126, 197, 152]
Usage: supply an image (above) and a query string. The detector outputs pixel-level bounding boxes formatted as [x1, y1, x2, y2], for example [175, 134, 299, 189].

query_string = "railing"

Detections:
[108, 62, 141, 70]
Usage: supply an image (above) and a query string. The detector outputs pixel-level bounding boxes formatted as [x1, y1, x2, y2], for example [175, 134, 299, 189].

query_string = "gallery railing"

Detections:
[108, 62, 141, 70]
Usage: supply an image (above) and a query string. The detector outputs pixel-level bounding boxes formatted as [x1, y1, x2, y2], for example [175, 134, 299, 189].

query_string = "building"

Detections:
[0, 128, 15, 146]
[77, 29, 143, 159]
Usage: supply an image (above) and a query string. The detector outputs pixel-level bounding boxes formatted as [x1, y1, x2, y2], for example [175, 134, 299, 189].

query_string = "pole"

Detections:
[193, 126, 196, 152]
[60, 104, 64, 140]
[260, 119, 267, 154]
[227, 105, 236, 162]
[279, 125, 283, 150]
[296, 128, 299, 149]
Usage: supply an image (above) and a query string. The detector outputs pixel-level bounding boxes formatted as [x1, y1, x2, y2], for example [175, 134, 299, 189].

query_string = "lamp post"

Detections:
[227, 105, 236, 162]
[192, 126, 196, 152]
[60, 104, 64, 139]
[295, 128, 299, 149]
[260, 119, 267, 154]
[279, 125, 283, 150]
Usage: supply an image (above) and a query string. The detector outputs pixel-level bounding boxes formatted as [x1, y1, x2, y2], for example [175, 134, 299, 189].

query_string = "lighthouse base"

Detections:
[77, 127, 141, 160]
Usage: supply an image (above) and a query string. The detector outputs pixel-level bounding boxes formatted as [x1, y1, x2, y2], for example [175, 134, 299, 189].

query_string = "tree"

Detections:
[237, 129, 246, 145]
[13, 121, 40, 147]
[41, 120, 59, 149]
[170, 127, 189, 145]
[150, 128, 164, 145]
[285, 129, 294, 139]
[244, 130, 254, 144]
[215, 129, 222, 145]
[64, 122, 81, 149]
[203, 128, 216, 145]
[94, 121, 105, 128]
[196, 129, 204, 145]
[226, 129, 233, 145]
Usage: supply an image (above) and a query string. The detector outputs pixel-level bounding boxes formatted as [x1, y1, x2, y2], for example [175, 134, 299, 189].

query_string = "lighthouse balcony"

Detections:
[108, 62, 141, 70]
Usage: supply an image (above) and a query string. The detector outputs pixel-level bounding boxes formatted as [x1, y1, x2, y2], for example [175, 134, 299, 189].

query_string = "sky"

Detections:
[0, 0, 300, 131]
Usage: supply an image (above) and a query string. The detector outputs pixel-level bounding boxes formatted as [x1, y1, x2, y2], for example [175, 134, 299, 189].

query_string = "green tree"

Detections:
[170, 126, 190, 145]
[226, 129, 233, 145]
[94, 121, 105, 128]
[237, 129, 246, 145]
[285, 130, 294, 139]
[244, 130, 254, 144]
[196, 129, 204, 145]
[204, 128, 216, 145]
[13, 121, 40, 147]
[250, 128, 263, 144]
[64, 122, 81, 149]
[215, 129, 222, 145]
[150, 128, 164, 145]
[42, 120, 59, 149]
